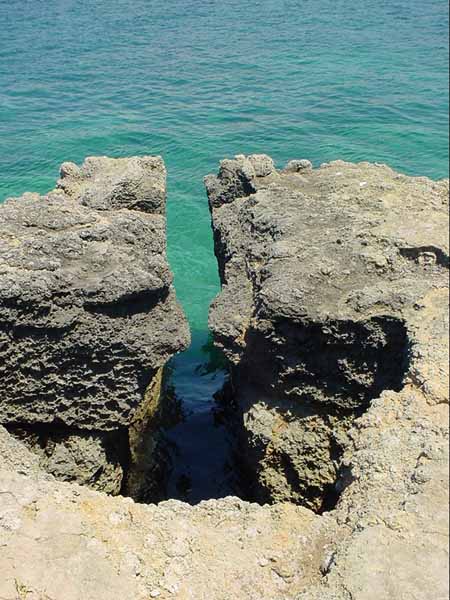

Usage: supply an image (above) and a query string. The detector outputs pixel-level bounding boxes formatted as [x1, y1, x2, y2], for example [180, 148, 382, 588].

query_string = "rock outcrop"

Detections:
[206, 155, 449, 510]
[0, 156, 190, 495]
[0, 156, 448, 600]
[0, 426, 328, 600]
[1, 331, 448, 600]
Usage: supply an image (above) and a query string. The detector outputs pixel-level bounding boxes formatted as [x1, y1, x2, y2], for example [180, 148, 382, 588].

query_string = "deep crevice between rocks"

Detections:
[107, 314, 411, 511]
[193, 315, 411, 514]
[5, 314, 411, 515]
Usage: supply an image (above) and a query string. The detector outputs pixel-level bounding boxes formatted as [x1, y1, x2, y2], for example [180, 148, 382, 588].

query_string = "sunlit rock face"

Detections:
[0, 156, 190, 494]
[0, 157, 448, 600]
[206, 154, 449, 510]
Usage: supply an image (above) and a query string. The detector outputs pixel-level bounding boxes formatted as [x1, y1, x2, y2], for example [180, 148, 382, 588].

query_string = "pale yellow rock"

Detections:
[0, 455, 326, 600]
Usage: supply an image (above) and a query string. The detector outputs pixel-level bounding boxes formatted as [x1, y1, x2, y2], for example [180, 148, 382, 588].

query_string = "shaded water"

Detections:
[0, 0, 448, 501]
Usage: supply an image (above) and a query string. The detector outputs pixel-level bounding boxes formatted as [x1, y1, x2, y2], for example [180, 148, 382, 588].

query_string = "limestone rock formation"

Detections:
[8, 425, 127, 495]
[0, 425, 51, 480]
[1, 328, 448, 600]
[206, 155, 449, 510]
[0, 155, 449, 600]
[0, 426, 328, 600]
[0, 157, 448, 600]
[0, 156, 190, 495]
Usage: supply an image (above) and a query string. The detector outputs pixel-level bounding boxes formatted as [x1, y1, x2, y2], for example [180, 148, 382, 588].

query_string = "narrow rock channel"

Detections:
[163, 334, 235, 503]
[0, 154, 448, 599]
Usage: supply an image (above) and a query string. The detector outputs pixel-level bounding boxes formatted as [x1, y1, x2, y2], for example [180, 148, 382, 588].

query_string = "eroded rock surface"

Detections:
[0, 157, 448, 600]
[1, 308, 448, 600]
[299, 286, 449, 599]
[206, 155, 449, 510]
[0, 156, 190, 494]
[8, 425, 127, 495]
[0, 426, 327, 600]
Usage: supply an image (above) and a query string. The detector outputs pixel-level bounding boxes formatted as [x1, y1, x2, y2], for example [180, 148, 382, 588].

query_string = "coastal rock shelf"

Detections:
[0, 156, 190, 496]
[0, 156, 448, 600]
[206, 154, 449, 510]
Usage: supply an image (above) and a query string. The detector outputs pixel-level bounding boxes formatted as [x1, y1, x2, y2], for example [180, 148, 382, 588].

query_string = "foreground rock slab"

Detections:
[0, 156, 190, 494]
[0, 427, 328, 600]
[206, 155, 449, 511]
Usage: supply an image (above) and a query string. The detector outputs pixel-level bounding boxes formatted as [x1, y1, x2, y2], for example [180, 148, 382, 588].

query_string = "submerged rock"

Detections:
[0, 156, 190, 495]
[206, 154, 449, 510]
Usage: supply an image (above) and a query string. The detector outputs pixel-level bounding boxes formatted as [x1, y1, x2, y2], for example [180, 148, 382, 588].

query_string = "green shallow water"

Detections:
[0, 0, 448, 501]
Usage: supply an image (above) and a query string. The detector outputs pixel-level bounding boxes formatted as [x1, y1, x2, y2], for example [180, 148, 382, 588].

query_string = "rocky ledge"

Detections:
[0, 156, 448, 600]
[0, 156, 190, 496]
[206, 154, 449, 511]
[0, 323, 448, 599]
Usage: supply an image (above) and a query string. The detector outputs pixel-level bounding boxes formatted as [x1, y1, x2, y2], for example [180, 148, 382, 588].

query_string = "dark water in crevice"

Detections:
[162, 333, 238, 504]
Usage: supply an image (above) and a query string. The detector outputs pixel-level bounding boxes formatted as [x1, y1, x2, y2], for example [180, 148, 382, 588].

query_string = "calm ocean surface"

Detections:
[1, 0, 448, 501]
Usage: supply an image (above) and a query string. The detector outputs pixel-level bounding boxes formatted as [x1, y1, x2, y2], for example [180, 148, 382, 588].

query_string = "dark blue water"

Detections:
[1, 0, 448, 501]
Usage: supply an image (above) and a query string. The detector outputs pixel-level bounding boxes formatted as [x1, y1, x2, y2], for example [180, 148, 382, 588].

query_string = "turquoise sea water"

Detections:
[1, 0, 448, 501]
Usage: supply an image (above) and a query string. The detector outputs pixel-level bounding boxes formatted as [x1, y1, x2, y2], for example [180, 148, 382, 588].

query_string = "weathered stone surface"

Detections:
[206, 155, 449, 510]
[58, 155, 167, 214]
[0, 156, 190, 493]
[1, 319, 448, 600]
[125, 368, 180, 503]
[7, 426, 127, 495]
[0, 157, 448, 599]
[0, 166, 189, 428]
[0, 428, 327, 600]
[0, 425, 50, 481]
[299, 288, 449, 599]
